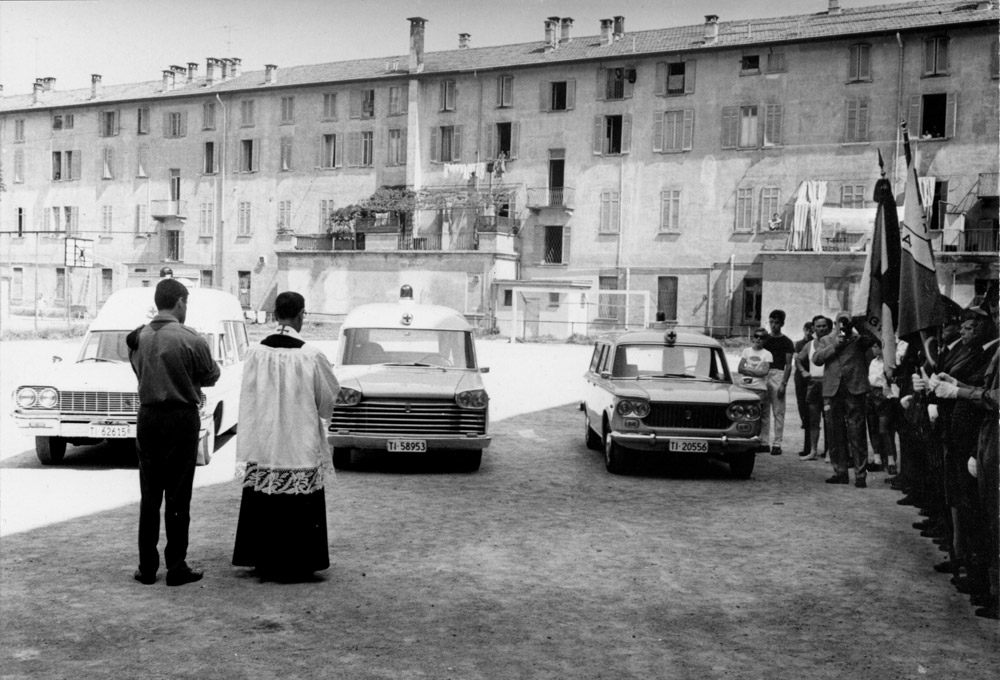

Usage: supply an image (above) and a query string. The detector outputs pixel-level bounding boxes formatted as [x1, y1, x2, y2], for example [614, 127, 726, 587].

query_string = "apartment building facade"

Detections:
[1, 0, 997, 336]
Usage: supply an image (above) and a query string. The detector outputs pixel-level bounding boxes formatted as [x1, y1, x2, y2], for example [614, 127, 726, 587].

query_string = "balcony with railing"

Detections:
[150, 200, 187, 220]
[475, 215, 521, 235]
[932, 228, 999, 254]
[526, 187, 574, 210]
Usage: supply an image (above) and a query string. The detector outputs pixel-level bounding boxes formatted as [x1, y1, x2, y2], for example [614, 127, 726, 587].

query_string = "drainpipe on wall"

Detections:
[728, 254, 735, 333]
[216, 94, 227, 291]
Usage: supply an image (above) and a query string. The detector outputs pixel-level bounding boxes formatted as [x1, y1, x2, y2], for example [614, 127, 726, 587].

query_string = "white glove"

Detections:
[927, 404, 938, 423]
[968, 457, 978, 478]
[911, 373, 927, 393]
[900, 395, 914, 409]
[934, 381, 959, 399]
[928, 373, 942, 390]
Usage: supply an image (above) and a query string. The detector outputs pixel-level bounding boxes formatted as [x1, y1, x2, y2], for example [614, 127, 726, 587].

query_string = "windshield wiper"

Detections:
[639, 373, 697, 379]
[78, 357, 121, 363]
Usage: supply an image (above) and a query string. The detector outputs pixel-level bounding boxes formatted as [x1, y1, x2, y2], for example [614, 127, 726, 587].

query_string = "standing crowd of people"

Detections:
[741, 294, 999, 619]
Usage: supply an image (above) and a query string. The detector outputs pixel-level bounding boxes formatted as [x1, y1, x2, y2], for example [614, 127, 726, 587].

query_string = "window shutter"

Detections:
[596, 68, 606, 101]
[540, 81, 549, 112]
[849, 45, 860, 80]
[765, 104, 782, 145]
[440, 81, 447, 110]
[566, 79, 576, 109]
[497, 77, 503, 107]
[845, 99, 858, 141]
[945, 92, 957, 138]
[504, 77, 513, 107]
[924, 40, 935, 75]
[114, 110, 121, 135]
[561, 226, 571, 265]
[908, 95, 922, 135]
[486, 125, 495, 158]
[682, 110, 694, 150]
[214, 144, 220, 172]
[399, 129, 407, 164]
[180, 112, 188, 137]
[251, 139, 260, 172]
[510, 122, 519, 160]
[653, 111, 664, 153]
[108, 148, 116, 178]
[163, 112, 171, 137]
[315, 138, 323, 168]
[684, 60, 696, 94]
[600, 192, 610, 231]
[97, 112, 103, 136]
[721, 107, 738, 149]
[655, 62, 666, 96]
[350, 89, 362, 119]
[453, 125, 463, 161]
[334, 133, 342, 167]
[72, 150, 82, 180]
[938, 39, 949, 73]
[348, 131, 360, 166]
[857, 100, 869, 141]
[624, 69, 635, 99]
[593, 116, 603, 155]
[430, 127, 439, 162]
[860, 45, 871, 79]
[535, 225, 546, 264]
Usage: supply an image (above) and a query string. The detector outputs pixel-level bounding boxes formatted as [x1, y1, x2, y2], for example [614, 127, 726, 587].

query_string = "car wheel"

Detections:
[332, 448, 352, 470]
[604, 431, 629, 475]
[729, 452, 755, 479]
[584, 412, 602, 451]
[36, 436, 67, 465]
[456, 451, 482, 472]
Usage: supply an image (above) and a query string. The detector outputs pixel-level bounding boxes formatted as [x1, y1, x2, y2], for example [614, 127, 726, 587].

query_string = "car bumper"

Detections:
[11, 413, 213, 439]
[610, 431, 760, 455]
[328, 433, 492, 451]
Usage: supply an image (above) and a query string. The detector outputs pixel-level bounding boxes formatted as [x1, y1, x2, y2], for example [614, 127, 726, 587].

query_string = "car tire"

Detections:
[729, 452, 755, 479]
[604, 432, 629, 475]
[36, 436, 67, 465]
[584, 413, 602, 451]
[332, 448, 352, 470]
[456, 451, 482, 472]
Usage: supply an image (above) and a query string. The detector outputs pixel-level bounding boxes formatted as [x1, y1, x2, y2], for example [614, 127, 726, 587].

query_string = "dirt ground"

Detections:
[1, 339, 999, 679]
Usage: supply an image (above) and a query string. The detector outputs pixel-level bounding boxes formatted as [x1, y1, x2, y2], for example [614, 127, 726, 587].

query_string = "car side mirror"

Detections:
[479, 367, 490, 374]
[52, 356, 63, 364]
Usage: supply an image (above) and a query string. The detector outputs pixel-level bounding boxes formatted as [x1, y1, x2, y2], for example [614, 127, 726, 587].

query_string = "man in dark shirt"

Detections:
[762, 309, 796, 455]
[126, 279, 220, 586]
[793, 321, 815, 457]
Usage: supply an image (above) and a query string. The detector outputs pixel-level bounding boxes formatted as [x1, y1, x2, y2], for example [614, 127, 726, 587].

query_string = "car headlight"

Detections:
[15, 387, 37, 408]
[37, 388, 59, 409]
[456, 389, 488, 410]
[336, 388, 362, 406]
[727, 402, 761, 421]
[615, 399, 649, 418]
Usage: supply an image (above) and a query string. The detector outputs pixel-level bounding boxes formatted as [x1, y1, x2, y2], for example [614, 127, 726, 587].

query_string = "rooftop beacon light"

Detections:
[400, 284, 414, 300]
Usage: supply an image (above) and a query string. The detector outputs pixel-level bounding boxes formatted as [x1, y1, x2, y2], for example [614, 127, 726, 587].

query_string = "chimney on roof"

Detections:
[265, 64, 277, 84]
[704, 15, 719, 44]
[230, 57, 241, 78]
[459, 32, 470, 49]
[828, 0, 841, 14]
[600, 19, 614, 46]
[544, 19, 557, 52]
[559, 17, 573, 44]
[90, 73, 101, 99]
[32, 81, 43, 104]
[187, 62, 198, 83]
[205, 58, 218, 86]
[408, 17, 427, 73]
[612, 16, 625, 41]
[220, 58, 230, 80]
[41, 77, 55, 92]
[163, 69, 175, 91]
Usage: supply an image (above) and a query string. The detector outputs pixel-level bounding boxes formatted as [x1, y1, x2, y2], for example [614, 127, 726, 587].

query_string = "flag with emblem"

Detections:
[896, 123, 944, 355]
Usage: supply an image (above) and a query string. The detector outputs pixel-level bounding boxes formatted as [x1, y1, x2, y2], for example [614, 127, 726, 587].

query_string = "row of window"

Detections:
[9, 267, 114, 303]
[15, 36, 986, 145]
[19, 91, 953, 187]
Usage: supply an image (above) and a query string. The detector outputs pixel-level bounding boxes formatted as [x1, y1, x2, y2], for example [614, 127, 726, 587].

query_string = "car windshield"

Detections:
[78, 331, 129, 363]
[341, 328, 475, 368]
[611, 344, 730, 381]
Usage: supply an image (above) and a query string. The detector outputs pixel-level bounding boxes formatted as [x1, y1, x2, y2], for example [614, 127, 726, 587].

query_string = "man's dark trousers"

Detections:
[136, 405, 200, 576]
[828, 388, 867, 482]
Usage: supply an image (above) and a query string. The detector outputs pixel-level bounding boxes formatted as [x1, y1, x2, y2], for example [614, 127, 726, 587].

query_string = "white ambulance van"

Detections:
[329, 285, 491, 471]
[11, 286, 248, 464]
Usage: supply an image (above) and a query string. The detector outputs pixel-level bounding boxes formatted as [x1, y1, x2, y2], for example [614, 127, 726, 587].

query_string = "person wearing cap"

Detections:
[813, 312, 875, 487]
[126, 279, 221, 587]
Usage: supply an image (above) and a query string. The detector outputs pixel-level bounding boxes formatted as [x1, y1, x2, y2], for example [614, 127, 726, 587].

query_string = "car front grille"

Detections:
[59, 391, 140, 415]
[330, 398, 487, 437]
[647, 403, 731, 429]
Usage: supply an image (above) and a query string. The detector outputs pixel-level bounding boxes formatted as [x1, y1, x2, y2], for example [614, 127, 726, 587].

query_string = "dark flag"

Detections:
[897, 122, 945, 366]
[856, 149, 901, 370]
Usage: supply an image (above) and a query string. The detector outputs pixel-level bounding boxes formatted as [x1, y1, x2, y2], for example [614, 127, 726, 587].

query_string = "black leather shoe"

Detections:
[166, 568, 204, 587]
[133, 569, 156, 585]
[855, 478, 867, 488]
[897, 495, 919, 506]
[825, 474, 849, 484]
[770, 446, 782, 456]
[913, 519, 934, 530]
[974, 605, 999, 619]
[933, 559, 961, 574]
[867, 462, 882, 472]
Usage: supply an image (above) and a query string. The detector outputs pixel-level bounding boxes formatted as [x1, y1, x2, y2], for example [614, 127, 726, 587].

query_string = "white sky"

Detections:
[1, 0, 904, 96]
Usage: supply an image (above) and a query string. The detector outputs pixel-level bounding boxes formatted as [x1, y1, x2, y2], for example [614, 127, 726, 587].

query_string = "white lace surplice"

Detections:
[235, 334, 339, 494]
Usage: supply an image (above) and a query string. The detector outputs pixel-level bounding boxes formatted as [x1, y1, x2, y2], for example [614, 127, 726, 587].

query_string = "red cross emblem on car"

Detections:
[401, 313, 413, 326]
